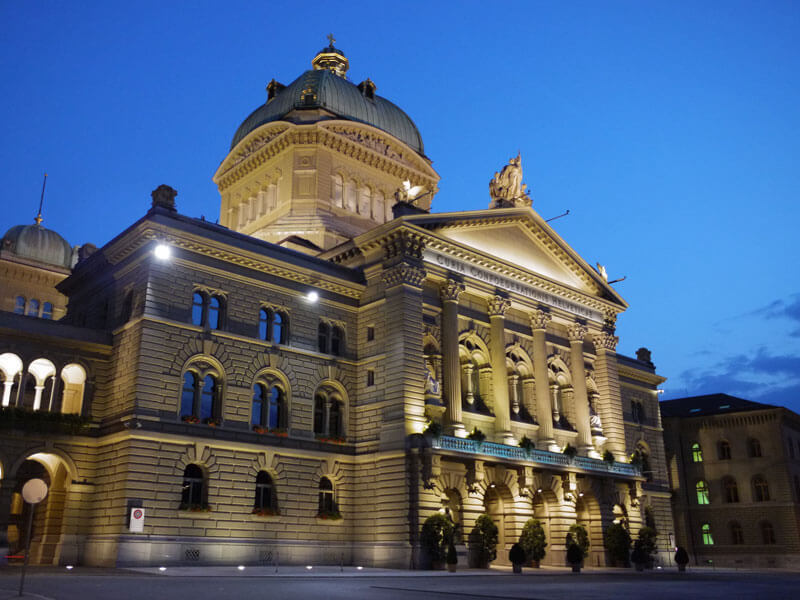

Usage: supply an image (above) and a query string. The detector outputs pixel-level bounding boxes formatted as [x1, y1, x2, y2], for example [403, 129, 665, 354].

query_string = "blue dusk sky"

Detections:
[2, 1, 799, 411]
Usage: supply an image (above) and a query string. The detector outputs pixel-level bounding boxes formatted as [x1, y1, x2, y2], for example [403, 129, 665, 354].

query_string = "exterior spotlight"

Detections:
[159, 566, 167, 572]
[489, 483, 496, 488]
[356, 566, 363, 570]
[237, 565, 245, 571]
[306, 565, 313, 570]
[537, 488, 543, 493]
[154, 243, 171, 260]
[65, 565, 74, 570]
[656, 389, 665, 395]
[306, 291, 319, 303]
[579, 492, 584, 497]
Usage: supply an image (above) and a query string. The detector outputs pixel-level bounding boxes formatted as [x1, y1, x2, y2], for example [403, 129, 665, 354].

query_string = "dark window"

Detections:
[723, 477, 739, 503]
[251, 383, 265, 427]
[331, 326, 343, 356]
[267, 385, 284, 429]
[631, 400, 644, 424]
[181, 372, 198, 417]
[730, 522, 744, 545]
[42, 302, 53, 320]
[789, 439, 795, 459]
[749, 438, 762, 458]
[192, 293, 205, 326]
[14, 296, 26, 314]
[753, 476, 770, 502]
[181, 464, 204, 508]
[718, 440, 731, 460]
[26, 299, 40, 317]
[200, 375, 217, 420]
[313, 395, 325, 435]
[761, 521, 776, 545]
[254, 471, 275, 512]
[367, 370, 375, 387]
[329, 400, 341, 437]
[318, 477, 335, 514]
[367, 326, 375, 342]
[318, 323, 329, 353]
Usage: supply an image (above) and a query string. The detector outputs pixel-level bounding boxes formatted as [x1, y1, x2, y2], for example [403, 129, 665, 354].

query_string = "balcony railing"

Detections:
[431, 435, 640, 477]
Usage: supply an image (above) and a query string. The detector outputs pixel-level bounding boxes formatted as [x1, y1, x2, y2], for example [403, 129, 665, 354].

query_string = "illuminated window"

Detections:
[696, 480, 710, 505]
[318, 477, 335, 515]
[14, 296, 26, 314]
[691, 443, 703, 463]
[718, 440, 731, 460]
[723, 477, 739, 503]
[729, 521, 744, 545]
[254, 471, 276, 512]
[748, 438, 762, 458]
[761, 521, 776, 545]
[701, 523, 714, 545]
[753, 476, 770, 502]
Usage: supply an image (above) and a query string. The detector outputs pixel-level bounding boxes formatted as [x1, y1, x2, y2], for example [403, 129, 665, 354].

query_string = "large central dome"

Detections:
[230, 44, 425, 156]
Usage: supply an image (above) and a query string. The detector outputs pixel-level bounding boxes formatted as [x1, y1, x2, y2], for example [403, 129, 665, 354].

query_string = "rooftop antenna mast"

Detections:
[34, 173, 48, 225]
[545, 209, 569, 223]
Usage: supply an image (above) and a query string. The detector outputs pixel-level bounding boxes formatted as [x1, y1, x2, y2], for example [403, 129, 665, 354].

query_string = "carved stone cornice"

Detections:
[567, 323, 588, 343]
[440, 280, 466, 303]
[487, 295, 511, 317]
[383, 264, 426, 289]
[529, 309, 551, 331]
[384, 231, 425, 262]
[593, 331, 619, 351]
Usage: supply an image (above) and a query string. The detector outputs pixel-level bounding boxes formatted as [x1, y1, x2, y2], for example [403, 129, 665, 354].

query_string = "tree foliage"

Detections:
[519, 518, 547, 561]
[420, 513, 455, 565]
[603, 523, 631, 566]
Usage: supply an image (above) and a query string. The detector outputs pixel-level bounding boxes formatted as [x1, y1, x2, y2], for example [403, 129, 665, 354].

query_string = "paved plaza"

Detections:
[1, 566, 799, 600]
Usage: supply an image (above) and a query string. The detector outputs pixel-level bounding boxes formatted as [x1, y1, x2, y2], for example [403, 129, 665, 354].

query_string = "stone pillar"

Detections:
[593, 331, 627, 458]
[488, 295, 513, 444]
[567, 323, 595, 456]
[522, 378, 536, 421]
[441, 280, 466, 436]
[530, 310, 557, 451]
[32, 384, 44, 411]
[1, 380, 12, 407]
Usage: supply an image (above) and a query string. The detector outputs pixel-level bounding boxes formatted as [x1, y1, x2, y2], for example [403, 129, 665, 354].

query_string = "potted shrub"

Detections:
[675, 546, 689, 572]
[468, 514, 498, 568]
[424, 420, 443, 440]
[636, 526, 658, 568]
[519, 518, 547, 567]
[603, 450, 615, 465]
[603, 523, 631, 567]
[567, 542, 584, 573]
[467, 427, 486, 449]
[567, 523, 590, 561]
[420, 513, 455, 570]
[562, 443, 578, 459]
[446, 542, 458, 572]
[518, 436, 535, 457]
[509, 543, 526, 574]
[631, 543, 647, 571]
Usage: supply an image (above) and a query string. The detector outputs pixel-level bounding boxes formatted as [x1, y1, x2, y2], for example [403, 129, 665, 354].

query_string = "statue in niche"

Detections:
[489, 152, 532, 208]
[589, 398, 603, 435]
[425, 362, 441, 398]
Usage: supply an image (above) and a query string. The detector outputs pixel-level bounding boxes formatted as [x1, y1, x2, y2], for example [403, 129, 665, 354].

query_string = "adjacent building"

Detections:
[662, 393, 800, 569]
[0, 42, 672, 568]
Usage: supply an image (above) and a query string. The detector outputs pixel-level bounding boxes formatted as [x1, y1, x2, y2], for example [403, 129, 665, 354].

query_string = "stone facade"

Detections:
[0, 44, 672, 569]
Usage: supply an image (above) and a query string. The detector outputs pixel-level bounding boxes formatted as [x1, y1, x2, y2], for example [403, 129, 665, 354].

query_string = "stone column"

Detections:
[567, 323, 594, 456]
[530, 310, 557, 451]
[488, 295, 513, 444]
[441, 280, 466, 436]
[1, 380, 13, 407]
[593, 331, 627, 458]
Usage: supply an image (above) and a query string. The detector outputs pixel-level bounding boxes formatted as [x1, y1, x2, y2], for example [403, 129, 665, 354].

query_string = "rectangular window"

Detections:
[367, 370, 375, 387]
[367, 326, 375, 342]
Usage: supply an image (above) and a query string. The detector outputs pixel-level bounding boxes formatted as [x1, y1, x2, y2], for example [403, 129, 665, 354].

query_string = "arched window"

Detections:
[331, 174, 344, 208]
[318, 322, 330, 353]
[696, 480, 710, 505]
[268, 385, 284, 429]
[753, 476, 770, 501]
[761, 521, 776, 545]
[259, 308, 270, 340]
[318, 477, 336, 516]
[26, 299, 40, 317]
[42, 302, 53, 320]
[313, 386, 345, 440]
[192, 292, 205, 326]
[718, 440, 731, 460]
[180, 365, 222, 424]
[748, 438, 762, 458]
[180, 464, 206, 510]
[0, 353, 23, 408]
[181, 372, 198, 418]
[14, 296, 26, 314]
[691, 443, 703, 462]
[723, 477, 739, 503]
[251, 383, 265, 428]
[208, 296, 221, 330]
[329, 399, 341, 437]
[345, 179, 357, 212]
[631, 400, 644, 423]
[331, 326, 343, 356]
[730, 521, 744, 545]
[254, 471, 276, 514]
[313, 394, 325, 435]
[27, 358, 56, 411]
[60, 363, 86, 414]
[373, 190, 384, 222]
[200, 375, 217, 421]
[701, 523, 714, 545]
[358, 186, 371, 215]
[272, 312, 285, 344]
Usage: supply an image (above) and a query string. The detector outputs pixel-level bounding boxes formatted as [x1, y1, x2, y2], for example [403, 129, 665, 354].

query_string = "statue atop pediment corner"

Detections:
[489, 153, 532, 209]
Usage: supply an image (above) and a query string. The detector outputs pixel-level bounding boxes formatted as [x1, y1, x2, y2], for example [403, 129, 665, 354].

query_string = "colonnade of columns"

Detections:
[438, 281, 616, 456]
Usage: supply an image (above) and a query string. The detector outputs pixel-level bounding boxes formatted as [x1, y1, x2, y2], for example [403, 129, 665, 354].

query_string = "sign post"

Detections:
[18, 478, 48, 598]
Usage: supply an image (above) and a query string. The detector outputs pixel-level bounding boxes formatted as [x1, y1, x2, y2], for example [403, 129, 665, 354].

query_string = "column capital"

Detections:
[593, 331, 619, 351]
[529, 309, 551, 331]
[567, 323, 588, 343]
[383, 264, 426, 288]
[487, 294, 511, 317]
[440, 279, 466, 303]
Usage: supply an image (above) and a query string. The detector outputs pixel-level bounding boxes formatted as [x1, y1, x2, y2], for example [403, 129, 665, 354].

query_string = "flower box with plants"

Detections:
[253, 425, 287, 436]
[518, 436, 535, 456]
[509, 543, 526, 574]
[251, 507, 279, 517]
[562, 443, 578, 459]
[179, 502, 211, 512]
[0, 406, 90, 435]
[423, 420, 443, 440]
[316, 436, 346, 444]
[316, 509, 342, 520]
[181, 415, 200, 424]
[566, 523, 590, 572]
[467, 428, 486, 448]
[603, 522, 631, 567]
[203, 417, 221, 427]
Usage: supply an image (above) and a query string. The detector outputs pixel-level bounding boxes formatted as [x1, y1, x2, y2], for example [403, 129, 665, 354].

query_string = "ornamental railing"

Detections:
[431, 435, 639, 477]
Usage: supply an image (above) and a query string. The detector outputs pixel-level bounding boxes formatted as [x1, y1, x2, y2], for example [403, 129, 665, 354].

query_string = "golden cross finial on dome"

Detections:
[34, 173, 48, 226]
[327, 33, 336, 47]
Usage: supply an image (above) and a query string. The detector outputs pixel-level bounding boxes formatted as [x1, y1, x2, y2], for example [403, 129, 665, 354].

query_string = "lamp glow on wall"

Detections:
[154, 243, 171, 261]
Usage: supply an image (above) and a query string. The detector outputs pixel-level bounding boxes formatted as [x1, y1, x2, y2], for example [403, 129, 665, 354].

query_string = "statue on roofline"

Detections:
[489, 153, 532, 209]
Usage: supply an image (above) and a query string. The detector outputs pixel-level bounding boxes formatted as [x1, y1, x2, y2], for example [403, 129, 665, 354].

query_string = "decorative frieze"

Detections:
[594, 331, 619, 351]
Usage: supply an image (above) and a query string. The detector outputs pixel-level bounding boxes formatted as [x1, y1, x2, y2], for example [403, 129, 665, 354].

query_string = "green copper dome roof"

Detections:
[2, 223, 72, 269]
[231, 68, 425, 156]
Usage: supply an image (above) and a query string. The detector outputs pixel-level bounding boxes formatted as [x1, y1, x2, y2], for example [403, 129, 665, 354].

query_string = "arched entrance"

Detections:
[575, 491, 604, 567]
[7, 452, 74, 565]
[483, 484, 515, 565]
[442, 489, 463, 543]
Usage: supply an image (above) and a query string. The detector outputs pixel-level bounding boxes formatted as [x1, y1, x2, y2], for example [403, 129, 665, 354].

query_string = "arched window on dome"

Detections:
[42, 302, 53, 320]
[358, 186, 371, 216]
[14, 296, 26, 315]
[331, 174, 344, 208]
[26, 299, 40, 317]
[373, 190, 384, 223]
[345, 180, 357, 212]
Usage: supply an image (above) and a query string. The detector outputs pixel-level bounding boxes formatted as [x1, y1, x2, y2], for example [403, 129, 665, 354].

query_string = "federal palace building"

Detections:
[0, 42, 672, 568]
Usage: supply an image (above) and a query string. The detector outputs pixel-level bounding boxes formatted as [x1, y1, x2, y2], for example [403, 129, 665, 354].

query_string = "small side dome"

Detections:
[2, 223, 72, 269]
